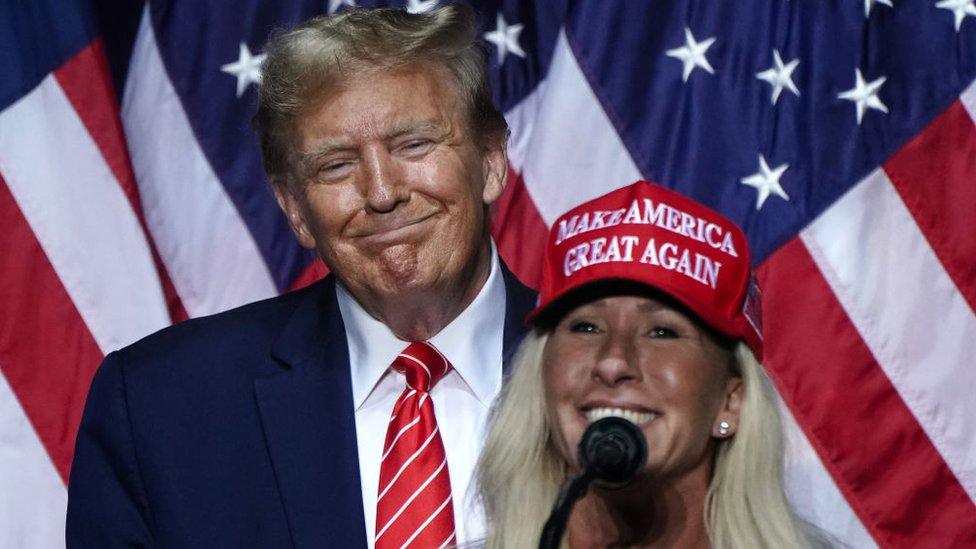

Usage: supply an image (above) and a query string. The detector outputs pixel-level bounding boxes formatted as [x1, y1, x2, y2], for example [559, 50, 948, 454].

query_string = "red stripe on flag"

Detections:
[0, 175, 103, 483]
[491, 168, 547, 290]
[289, 258, 329, 291]
[53, 39, 188, 323]
[883, 100, 976, 315]
[758, 238, 976, 547]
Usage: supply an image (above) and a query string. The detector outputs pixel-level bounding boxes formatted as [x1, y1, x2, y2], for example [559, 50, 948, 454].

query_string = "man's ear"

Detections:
[272, 181, 316, 250]
[481, 138, 508, 205]
[713, 376, 743, 438]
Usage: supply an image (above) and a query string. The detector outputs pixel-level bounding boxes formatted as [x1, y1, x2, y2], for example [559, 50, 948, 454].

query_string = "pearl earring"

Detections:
[718, 420, 731, 436]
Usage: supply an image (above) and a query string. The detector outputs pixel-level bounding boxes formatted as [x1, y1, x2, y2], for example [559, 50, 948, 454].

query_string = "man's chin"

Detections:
[329, 238, 482, 301]
[374, 244, 425, 285]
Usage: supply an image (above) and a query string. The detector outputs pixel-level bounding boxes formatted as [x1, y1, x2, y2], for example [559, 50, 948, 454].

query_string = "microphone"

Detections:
[578, 416, 648, 485]
[538, 417, 648, 549]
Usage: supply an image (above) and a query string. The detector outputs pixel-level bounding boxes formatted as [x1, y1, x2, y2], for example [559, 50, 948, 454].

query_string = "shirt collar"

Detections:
[338, 242, 506, 409]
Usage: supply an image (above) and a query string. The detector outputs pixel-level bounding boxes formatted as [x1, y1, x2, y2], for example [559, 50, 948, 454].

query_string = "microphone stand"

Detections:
[537, 417, 647, 549]
[538, 468, 596, 549]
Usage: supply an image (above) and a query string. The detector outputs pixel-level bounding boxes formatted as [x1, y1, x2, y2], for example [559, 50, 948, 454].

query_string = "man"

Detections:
[66, 6, 536, 548]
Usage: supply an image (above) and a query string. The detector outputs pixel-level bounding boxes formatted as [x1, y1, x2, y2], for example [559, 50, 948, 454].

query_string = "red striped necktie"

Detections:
[375, 342, 457, 549]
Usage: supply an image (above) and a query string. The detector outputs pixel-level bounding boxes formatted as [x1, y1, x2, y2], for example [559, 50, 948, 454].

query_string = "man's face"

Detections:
[276, 63, 507, 305]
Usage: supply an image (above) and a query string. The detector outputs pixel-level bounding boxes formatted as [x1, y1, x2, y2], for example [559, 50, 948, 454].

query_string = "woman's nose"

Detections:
[591, 334, 642, 386]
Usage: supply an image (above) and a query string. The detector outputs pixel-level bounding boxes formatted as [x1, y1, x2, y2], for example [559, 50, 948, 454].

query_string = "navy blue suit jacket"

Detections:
[66, 267, 536, 548]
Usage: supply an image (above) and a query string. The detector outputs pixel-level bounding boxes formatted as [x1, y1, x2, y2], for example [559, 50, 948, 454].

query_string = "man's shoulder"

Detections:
[499, 260, 538, 311]
[127, 281, 318, 354]
[109, 278, 334, 384]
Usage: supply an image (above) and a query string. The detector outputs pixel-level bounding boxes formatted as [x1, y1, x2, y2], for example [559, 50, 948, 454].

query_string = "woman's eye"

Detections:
[649, 326, 678, 338]
[569, 321, 600, 334]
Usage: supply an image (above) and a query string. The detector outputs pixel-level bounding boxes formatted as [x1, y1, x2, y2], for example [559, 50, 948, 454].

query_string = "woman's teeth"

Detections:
[584, 407, 657, 425]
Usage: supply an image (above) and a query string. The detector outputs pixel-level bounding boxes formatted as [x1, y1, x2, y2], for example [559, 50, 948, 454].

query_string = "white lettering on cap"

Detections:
[554, 198, 738, 258]
[562, 235, 642, 277]
[562, 234, 723, 289]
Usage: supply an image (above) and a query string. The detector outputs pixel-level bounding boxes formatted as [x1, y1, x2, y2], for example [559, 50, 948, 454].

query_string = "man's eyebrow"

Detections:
[386, 118, 442, 137]
[296, 118, 448, 169]
[298, 139, 354, 165]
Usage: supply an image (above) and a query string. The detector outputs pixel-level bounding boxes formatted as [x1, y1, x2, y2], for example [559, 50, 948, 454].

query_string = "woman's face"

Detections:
[542, 295, 741, 480]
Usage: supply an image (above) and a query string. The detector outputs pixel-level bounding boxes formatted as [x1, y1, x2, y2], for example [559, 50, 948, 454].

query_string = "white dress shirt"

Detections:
[336, 246, 506, 548]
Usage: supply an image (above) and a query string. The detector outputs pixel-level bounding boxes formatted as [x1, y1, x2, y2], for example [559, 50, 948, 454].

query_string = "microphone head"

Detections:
[578, 416, 648, 484]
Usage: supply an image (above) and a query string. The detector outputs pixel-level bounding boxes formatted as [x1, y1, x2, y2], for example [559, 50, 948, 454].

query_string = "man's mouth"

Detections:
[583, 407, 658, 425]
[355, 213, 436, 241]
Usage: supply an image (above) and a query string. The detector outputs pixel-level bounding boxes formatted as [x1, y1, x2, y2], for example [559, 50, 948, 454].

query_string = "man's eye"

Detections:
[649, 326, 678, 338]
[401, 139, 432, 153]
[319, 161, 350, 176]
[569, 321, 600, 334]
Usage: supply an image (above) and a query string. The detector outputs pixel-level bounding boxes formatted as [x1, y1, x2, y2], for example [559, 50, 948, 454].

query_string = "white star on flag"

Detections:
[406, 0, 438, 14]
[936, 0, 976, 31]
[666, 27, 716, 82]
[483, 12, 526, 65]
[221, 42, 266, 98]
[327, 0, 356, 14]
[864, 0, 894, 17]
[741, 154, 790, 210]
[756, 49, 800, 105]
[837, 68, 888, 125]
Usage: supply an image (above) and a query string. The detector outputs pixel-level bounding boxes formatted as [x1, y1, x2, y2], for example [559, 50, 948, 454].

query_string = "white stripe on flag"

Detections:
[801, 168, 976, 503]
[779, 398, 876, 547]
[123, 8, 276, 318]
[504, 29, 642, 226]
[960, 78, 976, 123]
[0, 371, 67, 549]
[0, 75, 170, 353]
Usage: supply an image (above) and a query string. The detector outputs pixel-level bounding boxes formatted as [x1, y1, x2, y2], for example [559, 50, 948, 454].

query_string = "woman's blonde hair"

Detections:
[477, 331, 824, 548]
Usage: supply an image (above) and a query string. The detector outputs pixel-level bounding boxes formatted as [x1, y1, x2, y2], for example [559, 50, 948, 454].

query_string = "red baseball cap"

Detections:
[528, 181, 763, 359]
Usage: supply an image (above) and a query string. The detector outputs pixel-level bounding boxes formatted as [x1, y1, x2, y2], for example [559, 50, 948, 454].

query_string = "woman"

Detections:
[477, 181, 829, 548]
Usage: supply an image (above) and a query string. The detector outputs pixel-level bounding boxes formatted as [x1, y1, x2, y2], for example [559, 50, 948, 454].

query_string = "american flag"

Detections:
[2, 0, 975, 546]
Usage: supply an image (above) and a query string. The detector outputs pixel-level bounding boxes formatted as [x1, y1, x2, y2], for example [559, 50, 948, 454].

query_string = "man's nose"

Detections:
[361, 146, 406, 213]
[592, 334, 642, 387]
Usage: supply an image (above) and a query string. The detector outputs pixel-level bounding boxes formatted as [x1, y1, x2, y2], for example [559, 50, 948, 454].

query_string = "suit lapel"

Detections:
[254, 264, 535, 547]
[500, 262, 538, 376]
[254, 278, 367, 549]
